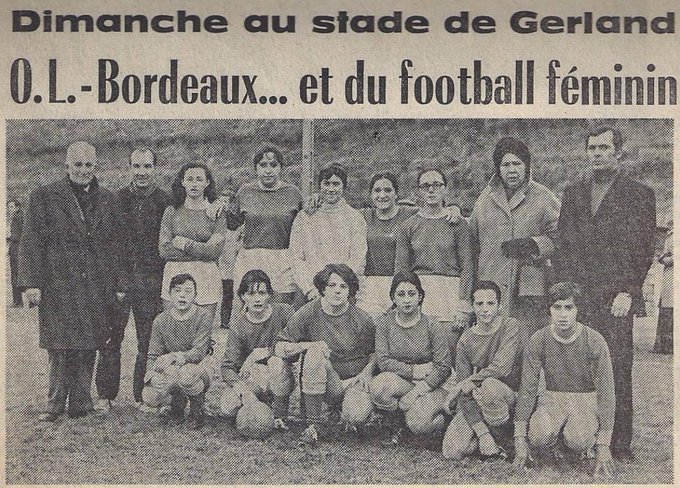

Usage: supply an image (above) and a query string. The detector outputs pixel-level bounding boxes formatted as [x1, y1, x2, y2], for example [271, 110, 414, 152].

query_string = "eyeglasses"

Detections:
[321, 180, 343, 188]
[418, 182, 445, 191]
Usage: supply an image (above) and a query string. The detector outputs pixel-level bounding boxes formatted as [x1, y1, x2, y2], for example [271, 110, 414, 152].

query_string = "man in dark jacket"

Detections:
[7, 199, 23, 307]
[94, 148, 170, 414]
[19, 141, 127, 421]
[554, 127, 656, 460]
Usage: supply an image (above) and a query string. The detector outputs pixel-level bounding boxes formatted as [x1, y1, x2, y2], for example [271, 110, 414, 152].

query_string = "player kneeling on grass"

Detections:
[275, 263, 377, 447]
[370, 271, 452, 446]
[220, 269, 295, 433]
[142, 273, 212, 429]
[441, 281, 520, 461]
[513, 282, 615, 479]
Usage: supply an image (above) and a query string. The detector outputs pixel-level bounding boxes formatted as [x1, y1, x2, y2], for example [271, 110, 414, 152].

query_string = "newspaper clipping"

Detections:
[1, 0, 677, 485]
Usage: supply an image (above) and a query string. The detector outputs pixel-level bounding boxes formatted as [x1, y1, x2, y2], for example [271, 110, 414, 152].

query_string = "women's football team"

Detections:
[139, 140, 615, 477]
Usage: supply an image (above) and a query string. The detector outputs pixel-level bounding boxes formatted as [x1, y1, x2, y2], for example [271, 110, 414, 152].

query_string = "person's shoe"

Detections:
[298, 424, 319, 447]
[38, 412, 59, 422]
[549, 443, 565, 462]
[135, 401, 158, 414]
[94, 399, 112, 416]
[342, 421, 358, 434]
[478, 432, 501, 458]
[327, 408, 343, 426]
[380, 427, 405, 448]
[187, 413, 205, 430]
[273, 417, 290, 431]
[612, 447, 636, 462]
[364, 411, 385, 429]
[187, 394, 206, 430]
[161, 408, 185, 426]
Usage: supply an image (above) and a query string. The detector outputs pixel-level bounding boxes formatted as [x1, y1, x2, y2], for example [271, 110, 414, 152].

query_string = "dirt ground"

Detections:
[4, 305, 674, 485]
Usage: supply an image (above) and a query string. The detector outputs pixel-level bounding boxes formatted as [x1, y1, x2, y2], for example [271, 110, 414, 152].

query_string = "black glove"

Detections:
[501, 238, 539, 259]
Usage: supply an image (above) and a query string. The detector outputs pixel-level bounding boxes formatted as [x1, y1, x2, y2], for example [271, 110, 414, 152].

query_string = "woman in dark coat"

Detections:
[19, 141, 127, 421]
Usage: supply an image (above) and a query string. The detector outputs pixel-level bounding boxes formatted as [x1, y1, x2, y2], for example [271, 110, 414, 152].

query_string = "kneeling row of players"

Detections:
[143, 264, 614, 477]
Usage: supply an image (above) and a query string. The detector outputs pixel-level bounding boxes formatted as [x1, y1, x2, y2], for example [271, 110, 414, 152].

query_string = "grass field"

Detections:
[4, 304, 674, 485]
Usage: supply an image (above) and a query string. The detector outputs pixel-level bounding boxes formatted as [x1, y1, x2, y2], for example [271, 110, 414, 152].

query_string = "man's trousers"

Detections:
[96, 290, 161, 402]
[46, 349, 97, 416]
[582, 302, 632, 452]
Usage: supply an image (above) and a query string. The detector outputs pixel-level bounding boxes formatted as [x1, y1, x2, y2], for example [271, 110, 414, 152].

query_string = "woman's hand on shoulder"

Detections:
[443, 205, 462, 224]
[205, 199, 225, 221]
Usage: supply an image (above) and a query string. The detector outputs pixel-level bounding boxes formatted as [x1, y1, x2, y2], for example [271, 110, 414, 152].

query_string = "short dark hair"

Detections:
[547, 282, 584, 309]
[129, 147, 156, 166]
[471, 280, 502, 303]
[169, 273, 197, 293]
[417, 168, 448, 187]
[586, 127, 623, 153]
[253, 146, 284, 168]
[318, 163, 348, 189]
[171, 162, 217, 208]
[313, 263, 360, 300]
[389, 271, 425, 306]
[237, 269, 274, 298]
[369, 172, 399, 194]
[492, 137, 531, 179]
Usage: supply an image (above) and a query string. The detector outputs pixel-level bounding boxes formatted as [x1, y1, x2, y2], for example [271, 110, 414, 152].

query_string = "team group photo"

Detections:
[4, 118, 673, 484]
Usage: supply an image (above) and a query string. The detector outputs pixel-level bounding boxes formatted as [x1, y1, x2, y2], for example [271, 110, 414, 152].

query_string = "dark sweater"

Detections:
[375, 310, 451, 389]
[147, 306, 213, 371]
[118, 185, 171, 290]
[514, 323, 616, 444]
[222, 303, 295, 383]
[395, 213, 473, 301]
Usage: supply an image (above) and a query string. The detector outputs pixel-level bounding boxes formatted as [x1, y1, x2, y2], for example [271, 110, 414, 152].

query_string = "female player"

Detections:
[289, 164, 367, 302]
[225, 147, 303, 304]
[159, 162, 226, 325]
[275, 263, 376, 447]
[370, 271, 451, 445]
[394, 168, 474, 353]
[221, 269, 295, 429]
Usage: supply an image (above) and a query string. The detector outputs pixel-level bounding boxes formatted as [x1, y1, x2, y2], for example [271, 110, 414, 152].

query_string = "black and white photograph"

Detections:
[4, 118, 673, 484]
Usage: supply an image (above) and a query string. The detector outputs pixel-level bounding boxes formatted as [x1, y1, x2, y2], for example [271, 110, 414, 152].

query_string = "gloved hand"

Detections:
[501, 238, 539, 259]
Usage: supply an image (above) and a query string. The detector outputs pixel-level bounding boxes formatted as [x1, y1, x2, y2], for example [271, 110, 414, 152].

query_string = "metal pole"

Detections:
[301, 120, 315, 203]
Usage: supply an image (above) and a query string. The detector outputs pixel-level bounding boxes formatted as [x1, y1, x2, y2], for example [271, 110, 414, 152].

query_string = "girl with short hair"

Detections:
[224, 147, 303, 304]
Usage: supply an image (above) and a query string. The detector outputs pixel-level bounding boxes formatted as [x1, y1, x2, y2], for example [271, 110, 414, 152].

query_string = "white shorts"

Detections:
[233, 247, 295, 294]
[356, 275, 393, 317]
[162, 261, 222, 305]
[419, 275, 461, 322]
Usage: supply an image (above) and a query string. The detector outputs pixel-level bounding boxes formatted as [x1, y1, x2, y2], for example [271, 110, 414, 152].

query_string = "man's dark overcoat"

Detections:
[18, 177, 127, 350]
